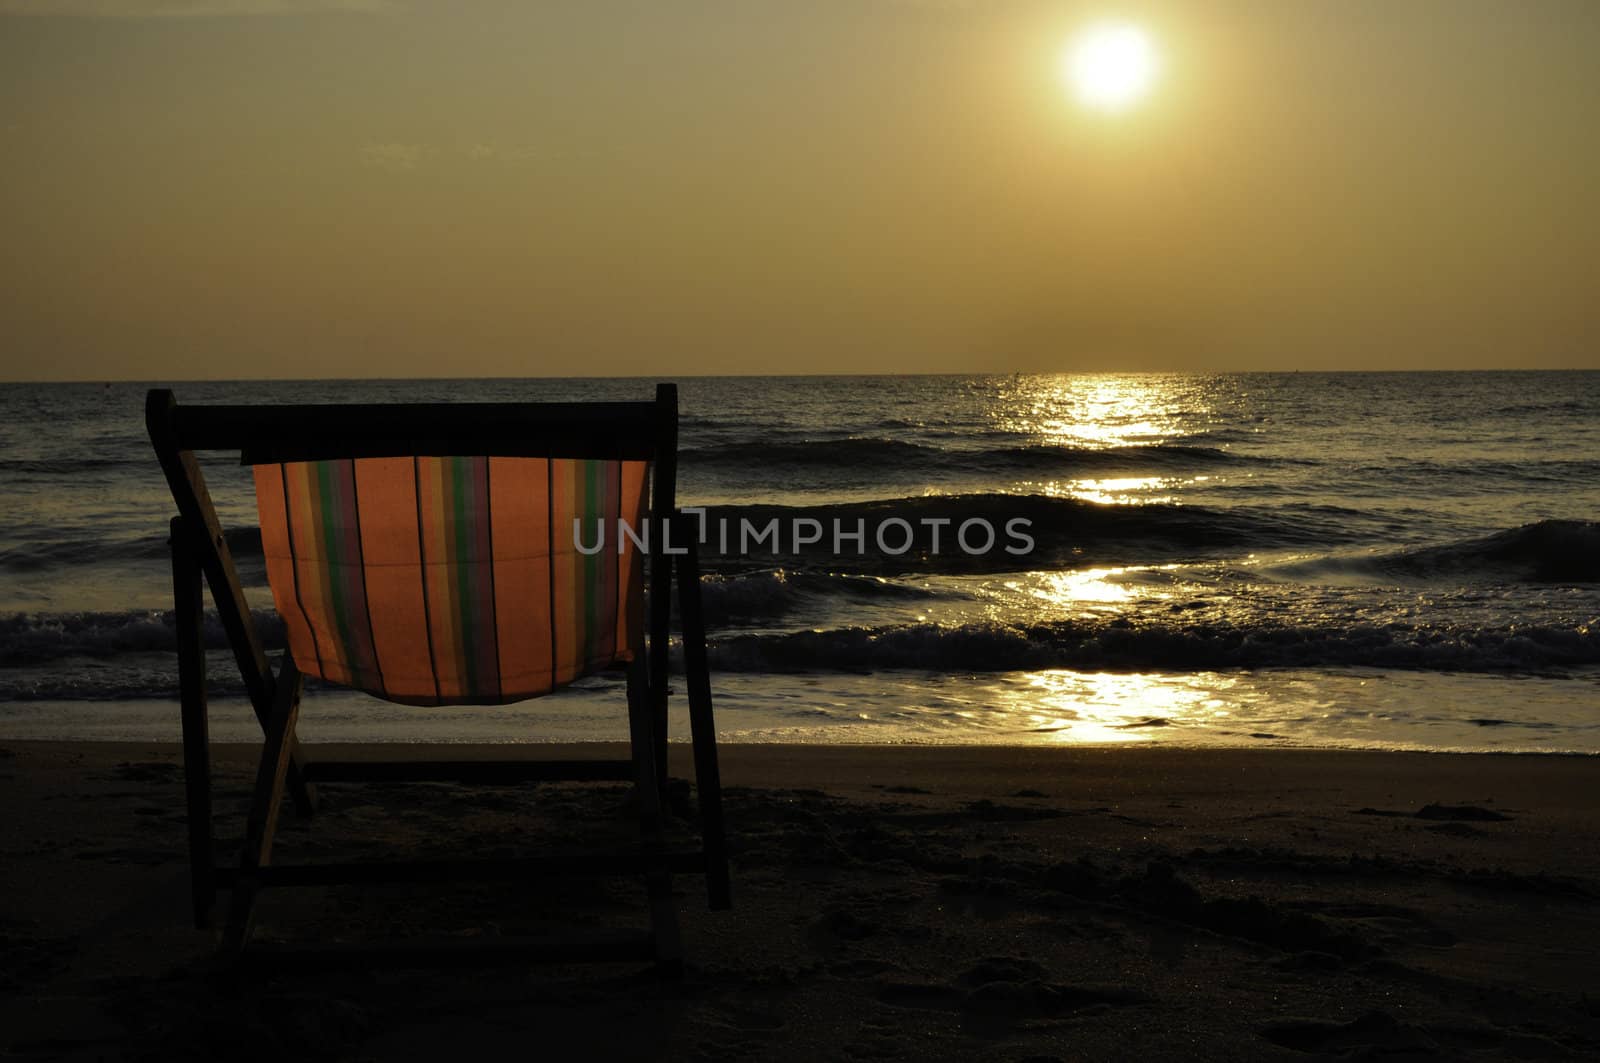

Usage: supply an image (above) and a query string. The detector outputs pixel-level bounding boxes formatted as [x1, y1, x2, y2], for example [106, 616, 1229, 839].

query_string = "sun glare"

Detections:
[1063, 21, 1158, 112]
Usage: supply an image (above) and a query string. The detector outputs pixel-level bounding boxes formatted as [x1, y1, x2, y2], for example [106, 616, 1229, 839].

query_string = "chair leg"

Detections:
[285, 749, 319, 819]
[221, 657, 305, 962]
[171, 517, 216, 930]
[277, 702, 317, 819]
[627, 653, 683, 972]
[648, 549, 673, 795]
[675, 533, 731, 910]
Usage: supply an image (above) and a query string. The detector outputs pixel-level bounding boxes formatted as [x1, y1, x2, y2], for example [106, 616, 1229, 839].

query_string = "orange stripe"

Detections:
[352, 458, 435, 703]
[285, 462, 354, 686]
[253, 464, 320, 673]
[489, 457, 553, 695]
[550, 459, 578, 685]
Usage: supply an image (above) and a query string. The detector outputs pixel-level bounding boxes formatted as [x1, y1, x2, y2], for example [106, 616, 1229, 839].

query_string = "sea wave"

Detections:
[0, 666, 242, 702]
[698, 568, 939, 621]
[0, 571, 928, 666]
[680, 438, 1265, 474]
[3, 604, 1596, 700]
[0, 537, 159, 573]
[0, 456, 147, 475]
[1487, 398, 1596, 416]
[707, 617, 1600, 674]
[0, 526, 264, 573]
[1273, 520, 1600, 585]
[695, 494, 1353, 573]
[1342, 459, 1600, 489]
[0, 608, 286, 667]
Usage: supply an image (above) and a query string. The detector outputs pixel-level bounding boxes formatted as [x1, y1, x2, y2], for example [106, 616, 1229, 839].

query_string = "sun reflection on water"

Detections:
[989, 374, 1215, 449]
[991, 670, 1242, 744]
[981, 566, 1177, 624]
[1018, 475, 1183, 504]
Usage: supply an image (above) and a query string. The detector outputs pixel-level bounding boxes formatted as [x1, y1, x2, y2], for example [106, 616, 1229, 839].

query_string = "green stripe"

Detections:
[316, 462, 354, 656]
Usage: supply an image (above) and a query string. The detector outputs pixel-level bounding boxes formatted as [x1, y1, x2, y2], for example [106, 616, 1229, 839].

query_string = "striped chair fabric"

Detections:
[253, 455, 649, 705]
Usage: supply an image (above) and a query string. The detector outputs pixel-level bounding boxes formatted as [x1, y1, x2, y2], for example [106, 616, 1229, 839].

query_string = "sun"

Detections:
[1062, 21, 1158, 113]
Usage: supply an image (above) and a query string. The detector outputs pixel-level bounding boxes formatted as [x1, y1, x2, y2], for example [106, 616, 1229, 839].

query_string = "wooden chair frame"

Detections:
[147, 383, 729, 972]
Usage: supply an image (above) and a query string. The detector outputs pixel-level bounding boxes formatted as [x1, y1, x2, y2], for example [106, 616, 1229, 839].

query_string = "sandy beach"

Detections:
[3, 740, 1598, 1060]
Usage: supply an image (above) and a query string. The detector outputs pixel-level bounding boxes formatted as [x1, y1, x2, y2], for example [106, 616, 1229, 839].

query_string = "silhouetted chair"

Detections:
[146, 383, 728, 971]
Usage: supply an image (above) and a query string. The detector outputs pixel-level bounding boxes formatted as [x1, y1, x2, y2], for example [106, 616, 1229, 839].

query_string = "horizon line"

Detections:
[5, 366, 1600, 386]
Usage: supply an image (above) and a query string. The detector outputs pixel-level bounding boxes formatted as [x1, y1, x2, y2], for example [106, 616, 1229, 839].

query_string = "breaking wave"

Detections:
[0, 608, 285, 668]
[708, 617, 1600, 675]
[1274, 521, 1600, 585]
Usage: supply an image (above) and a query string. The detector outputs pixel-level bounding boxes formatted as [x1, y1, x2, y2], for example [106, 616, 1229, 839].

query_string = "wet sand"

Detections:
[3, 741, 1598, 1060]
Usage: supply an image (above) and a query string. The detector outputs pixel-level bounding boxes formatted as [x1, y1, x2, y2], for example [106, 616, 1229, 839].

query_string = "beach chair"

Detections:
[146, 384, 728, 971]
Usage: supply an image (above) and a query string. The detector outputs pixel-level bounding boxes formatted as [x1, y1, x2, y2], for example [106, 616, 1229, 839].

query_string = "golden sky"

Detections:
[2, 0, 1597, 379]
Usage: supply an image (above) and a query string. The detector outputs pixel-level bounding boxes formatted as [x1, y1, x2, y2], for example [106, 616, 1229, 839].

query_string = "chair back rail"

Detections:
[170, 399, 664, 463]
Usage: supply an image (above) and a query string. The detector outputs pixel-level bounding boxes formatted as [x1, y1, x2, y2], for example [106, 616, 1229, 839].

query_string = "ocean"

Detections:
[2, 372, 1597, 751]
